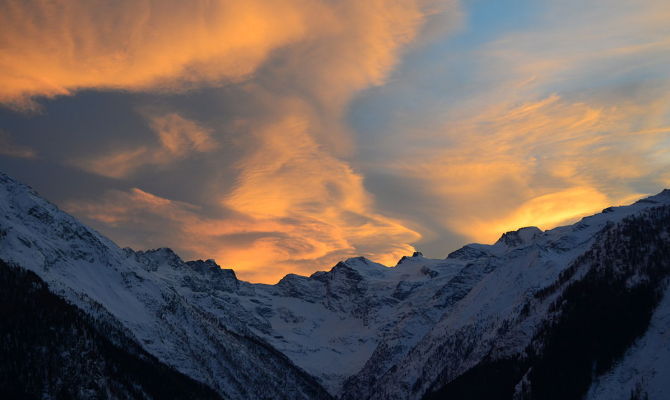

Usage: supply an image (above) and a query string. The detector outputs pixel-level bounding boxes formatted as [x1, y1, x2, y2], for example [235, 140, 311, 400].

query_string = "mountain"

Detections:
[0, 172, 330, 400]
[0, 259, 222, 400]
[1, 170, 669, 400]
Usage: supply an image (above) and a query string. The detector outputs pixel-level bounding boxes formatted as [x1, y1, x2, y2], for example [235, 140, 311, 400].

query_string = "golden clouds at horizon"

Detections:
[66, 175, 419, 283]
[67, 110, 422, 283]
[368, 0, 670, 250]
[65, 112, 424, 283]
[462, 187, 611, 244]
[391, 93, 668, 244]
[221, 116, 420, 278]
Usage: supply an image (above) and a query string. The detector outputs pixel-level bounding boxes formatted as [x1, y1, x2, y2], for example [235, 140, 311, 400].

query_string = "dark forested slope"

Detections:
[0, 259, 223, 400]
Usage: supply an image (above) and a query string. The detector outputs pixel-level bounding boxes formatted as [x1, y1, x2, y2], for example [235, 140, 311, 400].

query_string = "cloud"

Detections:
[66, 174, 419, 283]
[4, 0, 667, 277]
[383, 90, 669, 244]
[3, 0, 667, 282]
[67, 113, 423, 283]
[77, 113, 218, 178]
[458, 187, 611, 243]
[0, 0, 318, 109]
[0, 130, 37, 159]
[0, 0, 454, 112]
[25, 0, 458, 282]
[70, 115, 422, 283]
[221, 115, 420, 280]
[348, 0, 670, 252]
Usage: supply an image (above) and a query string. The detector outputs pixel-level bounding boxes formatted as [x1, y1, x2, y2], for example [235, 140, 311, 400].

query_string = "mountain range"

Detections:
[1, 171, 668, 400]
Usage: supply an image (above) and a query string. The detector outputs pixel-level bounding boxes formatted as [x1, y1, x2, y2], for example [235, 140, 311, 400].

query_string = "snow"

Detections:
[0, 173, 330, 400]
[2, 171, 670, 400]
[352, 192, 670, 400]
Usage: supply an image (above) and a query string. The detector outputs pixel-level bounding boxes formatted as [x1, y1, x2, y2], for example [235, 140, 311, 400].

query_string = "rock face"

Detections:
[1, 170, 670, 400]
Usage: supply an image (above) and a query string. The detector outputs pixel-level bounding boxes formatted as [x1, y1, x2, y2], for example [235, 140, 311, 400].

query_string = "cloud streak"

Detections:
[77, 113, 218, 178]
[66, 176, 419, 282]
[221, 116, 420, 279]
[0, 130, 37, 159]
[386, 92, 669, 244]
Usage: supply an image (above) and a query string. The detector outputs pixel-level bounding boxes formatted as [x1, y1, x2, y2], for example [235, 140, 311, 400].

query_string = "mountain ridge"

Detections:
[0, 258, 224, 400]
[1, 170, 669, 399]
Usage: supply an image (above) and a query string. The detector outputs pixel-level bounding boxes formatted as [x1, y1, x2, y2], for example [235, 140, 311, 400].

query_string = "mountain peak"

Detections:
[137, 247, 183, 268]
[396, 251, 425, 265]
[495, 226, 542, 248]
[634, 188, 670, 205]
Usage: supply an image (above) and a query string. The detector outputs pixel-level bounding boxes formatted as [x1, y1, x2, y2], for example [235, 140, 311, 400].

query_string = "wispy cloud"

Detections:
[386, 91, 668, 243]
[66, 172, 419, 283]
[221, 115, 420, 280]
[0, 0, 454, 111]
[356, 0, 670, 249]
[0, 130, 37, 159]
[0, 0, 315, 109]
[77, 113, 218, 178]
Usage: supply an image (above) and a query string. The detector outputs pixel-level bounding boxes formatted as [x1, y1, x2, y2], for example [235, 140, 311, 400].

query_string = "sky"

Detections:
[1, 0, 669, 283]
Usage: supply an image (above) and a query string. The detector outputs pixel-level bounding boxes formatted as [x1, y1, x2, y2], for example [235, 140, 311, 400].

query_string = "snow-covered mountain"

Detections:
[0, 172, 330, 400]
[0, 258, 222, 400]
[1, 171, 669, 400]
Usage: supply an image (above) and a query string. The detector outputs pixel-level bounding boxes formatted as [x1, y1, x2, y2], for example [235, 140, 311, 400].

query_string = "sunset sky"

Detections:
[1, 0, 669, 283]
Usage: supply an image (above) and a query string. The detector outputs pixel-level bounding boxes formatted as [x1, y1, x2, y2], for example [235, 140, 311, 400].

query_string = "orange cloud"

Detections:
[363, 0, 670, 251]
[77, 113, 217, 178]
[5, 0, 457, 281]
[389, 93, 668, 244]
[194, 0, 456, 277]
[457, 187, 611, 243]
[0, 0, 455, 112]
[0, 0, 317, 109]
[67, 178, 419, 283]
[221, 116, 420, 278]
